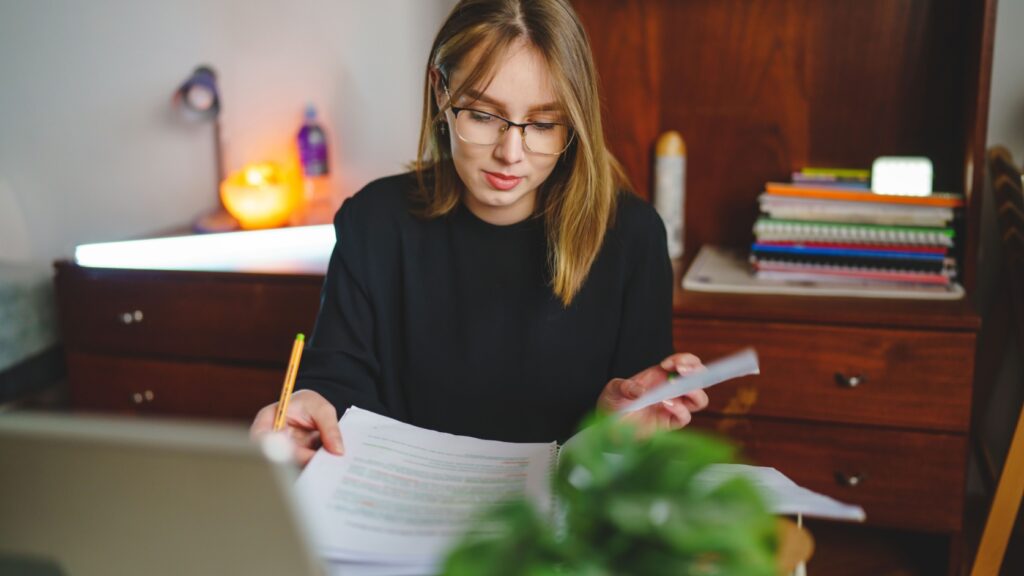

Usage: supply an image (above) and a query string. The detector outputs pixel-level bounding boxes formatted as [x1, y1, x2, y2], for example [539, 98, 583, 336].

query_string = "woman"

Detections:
[251, 0, 708, 465]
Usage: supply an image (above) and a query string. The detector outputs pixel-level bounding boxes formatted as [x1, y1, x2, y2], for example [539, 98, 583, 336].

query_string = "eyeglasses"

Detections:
[442, 83, 574, 156]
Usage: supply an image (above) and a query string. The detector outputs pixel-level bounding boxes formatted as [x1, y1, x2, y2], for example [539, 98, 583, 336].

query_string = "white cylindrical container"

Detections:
[654, 131, 686, 259]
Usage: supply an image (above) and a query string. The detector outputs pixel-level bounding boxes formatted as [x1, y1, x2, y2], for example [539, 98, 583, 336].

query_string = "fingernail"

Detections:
[661, 399, 675, 407]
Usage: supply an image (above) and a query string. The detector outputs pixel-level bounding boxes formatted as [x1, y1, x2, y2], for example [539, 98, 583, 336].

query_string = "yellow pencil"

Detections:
[273, 333, 305, 431]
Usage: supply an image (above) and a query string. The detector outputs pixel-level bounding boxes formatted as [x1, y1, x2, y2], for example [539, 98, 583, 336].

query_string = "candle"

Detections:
[219, 162, 301, 229]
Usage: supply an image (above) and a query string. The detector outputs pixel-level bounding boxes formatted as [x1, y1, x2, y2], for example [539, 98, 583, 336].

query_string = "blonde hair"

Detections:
[412, 0, 630, 307]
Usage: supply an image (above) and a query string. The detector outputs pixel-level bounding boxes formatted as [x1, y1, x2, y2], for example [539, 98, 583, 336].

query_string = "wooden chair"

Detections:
[970, 148, 1024, 575]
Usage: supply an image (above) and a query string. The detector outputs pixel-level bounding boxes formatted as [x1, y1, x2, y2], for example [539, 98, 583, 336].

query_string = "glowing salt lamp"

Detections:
[219, 162, 301, 229]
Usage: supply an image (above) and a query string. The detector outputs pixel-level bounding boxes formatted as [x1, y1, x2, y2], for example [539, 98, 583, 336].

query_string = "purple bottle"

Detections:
[296, 104, 333, 224]
[298, 104, 328, 178]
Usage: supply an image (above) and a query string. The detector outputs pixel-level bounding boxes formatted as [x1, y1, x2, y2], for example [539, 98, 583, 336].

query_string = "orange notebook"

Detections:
[765, 183, 965, 208]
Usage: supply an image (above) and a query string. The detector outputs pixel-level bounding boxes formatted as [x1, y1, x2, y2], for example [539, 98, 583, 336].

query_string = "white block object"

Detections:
[870, 156, 933, 197]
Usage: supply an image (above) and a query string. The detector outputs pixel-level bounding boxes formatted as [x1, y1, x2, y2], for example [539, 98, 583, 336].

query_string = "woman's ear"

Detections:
[429, 67, 446, 109]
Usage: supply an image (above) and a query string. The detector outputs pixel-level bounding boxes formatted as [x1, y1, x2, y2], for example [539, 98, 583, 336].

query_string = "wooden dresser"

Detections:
[54, 263, 323, 421]
[673, 282, 979, 535]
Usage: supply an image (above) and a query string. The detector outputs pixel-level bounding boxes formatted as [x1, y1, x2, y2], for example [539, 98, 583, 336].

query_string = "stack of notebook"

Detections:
[750, 169, 964, 287]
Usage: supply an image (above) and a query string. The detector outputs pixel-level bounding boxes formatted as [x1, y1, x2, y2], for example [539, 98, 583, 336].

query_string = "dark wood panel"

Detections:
[693, 415, 968, 532]
[676, 319, 975, 432]
[573, 0, 661, 200]
[67, 352, 281, 421]
[961, 0, 999, 294]
[575, 0, 989, 291]
[55, 263, 323, 365]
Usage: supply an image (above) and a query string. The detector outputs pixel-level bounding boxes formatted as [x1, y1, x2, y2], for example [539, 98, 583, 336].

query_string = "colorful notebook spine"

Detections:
[765, 183, 965, 208]
[754, 218, 954, 246]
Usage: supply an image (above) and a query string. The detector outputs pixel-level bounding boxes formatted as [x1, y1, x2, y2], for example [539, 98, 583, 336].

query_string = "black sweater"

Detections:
[296, 173, 674, 443]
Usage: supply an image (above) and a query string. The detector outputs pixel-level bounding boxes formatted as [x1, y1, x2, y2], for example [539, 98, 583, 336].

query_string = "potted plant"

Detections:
[442, 415, 778, 575]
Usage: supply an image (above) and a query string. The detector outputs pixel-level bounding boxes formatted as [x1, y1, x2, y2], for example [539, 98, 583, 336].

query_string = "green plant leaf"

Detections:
[443, 413, 778, 576]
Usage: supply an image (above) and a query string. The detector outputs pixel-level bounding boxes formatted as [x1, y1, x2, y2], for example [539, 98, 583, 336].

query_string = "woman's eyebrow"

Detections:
[461, 87, 561, 114]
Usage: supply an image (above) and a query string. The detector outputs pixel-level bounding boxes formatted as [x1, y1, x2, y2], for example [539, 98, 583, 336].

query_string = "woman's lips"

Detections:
[484, 171, 523, 191]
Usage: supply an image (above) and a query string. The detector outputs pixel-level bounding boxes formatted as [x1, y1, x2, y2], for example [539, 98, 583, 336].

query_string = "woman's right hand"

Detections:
[250, 389, 345, 468]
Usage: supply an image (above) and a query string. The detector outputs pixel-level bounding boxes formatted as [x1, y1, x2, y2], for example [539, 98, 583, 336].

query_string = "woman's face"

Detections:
[442, 42, 564, 225]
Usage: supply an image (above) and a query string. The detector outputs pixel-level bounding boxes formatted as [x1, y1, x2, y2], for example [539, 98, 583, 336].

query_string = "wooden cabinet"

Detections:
[671, 286, 979, 535]
[55, 263, 324, 421]
[673, 291, 979, 530]
[677, 317, 975, 432]
[571, 0, 994, 568]
[694, 414, 968, 532]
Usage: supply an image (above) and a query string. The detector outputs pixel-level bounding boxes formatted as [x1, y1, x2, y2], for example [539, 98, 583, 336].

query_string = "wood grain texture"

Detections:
[67, 352, 281, 421]
[574, 0, 989, 290]
[55, 262, 323, 365]
[676, 318, 975, 432]
[573, 0, 661, 199]
[961, 0, 999, 294]
[693, 414, 968, 532]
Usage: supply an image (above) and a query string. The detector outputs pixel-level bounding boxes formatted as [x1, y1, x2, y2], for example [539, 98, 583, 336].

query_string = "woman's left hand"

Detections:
[596, 353, 709, 435]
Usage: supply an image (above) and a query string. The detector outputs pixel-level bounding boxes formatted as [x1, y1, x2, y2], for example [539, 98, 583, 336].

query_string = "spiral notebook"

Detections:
[754, 218, 955, 246]
[296, 402, 863, 573]
[757, 194, 955, 227]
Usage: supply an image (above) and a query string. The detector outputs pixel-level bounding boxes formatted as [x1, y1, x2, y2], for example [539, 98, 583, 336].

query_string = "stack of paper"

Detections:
[296, 407, 865, 575]
[296, 408, 557, 575]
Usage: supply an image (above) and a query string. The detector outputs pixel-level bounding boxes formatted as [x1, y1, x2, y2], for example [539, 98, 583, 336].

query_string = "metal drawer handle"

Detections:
[834, 372, 865, 388]
[119, 310, 145, 325]
[131, 390, 155, 404]
[835, 471, 865, 488]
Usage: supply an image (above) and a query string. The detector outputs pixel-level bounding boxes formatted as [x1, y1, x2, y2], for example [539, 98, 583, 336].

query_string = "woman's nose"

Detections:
[494, 125, 525, 164]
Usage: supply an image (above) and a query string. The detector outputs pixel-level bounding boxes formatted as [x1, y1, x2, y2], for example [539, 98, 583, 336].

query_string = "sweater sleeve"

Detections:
[295, 200, 390, 416]
[608, 201, 676, 379]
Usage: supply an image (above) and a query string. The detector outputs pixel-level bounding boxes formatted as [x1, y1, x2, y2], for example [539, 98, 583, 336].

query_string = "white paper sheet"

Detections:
[618, 348, 761, 414]
[695, 464, 866, 522]
[295, 408, 556, 565]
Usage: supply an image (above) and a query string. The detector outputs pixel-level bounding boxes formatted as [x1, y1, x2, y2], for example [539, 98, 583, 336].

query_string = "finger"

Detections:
[289, 426, 320, 448]
[295, 445, 318, 468]
[250, 403, 278, 437]
[308, 400, 345, 455]
[659, 352, 698, 368]
[674, 353, 703, 373]
[631, 364, 671, 389]
[659, 407, 675, 430]
[679, 389, 709, 412]
[613, 378, 645, 399]
[661, 400, 692, 429]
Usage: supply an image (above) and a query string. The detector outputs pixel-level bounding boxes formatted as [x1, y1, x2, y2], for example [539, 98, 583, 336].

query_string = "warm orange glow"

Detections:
[220, 162, 301, 229]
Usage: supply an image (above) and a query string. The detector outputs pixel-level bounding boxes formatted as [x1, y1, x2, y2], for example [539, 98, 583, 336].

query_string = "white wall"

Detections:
[0, 0, 456, 264]
[988, 0, 1024, 160]
[1, 0, 1021, 267]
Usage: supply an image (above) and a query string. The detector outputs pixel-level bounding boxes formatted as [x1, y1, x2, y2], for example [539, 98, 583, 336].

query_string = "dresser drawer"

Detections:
[57, 267, 323, 364]
[68, 352, 282, 421]
[675, 319, 974, 432]
[693, 415, 967, 532]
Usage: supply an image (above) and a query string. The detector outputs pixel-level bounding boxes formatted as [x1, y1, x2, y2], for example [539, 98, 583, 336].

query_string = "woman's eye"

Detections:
[530, 122, 557, 132]
[468, 111, 495, 123]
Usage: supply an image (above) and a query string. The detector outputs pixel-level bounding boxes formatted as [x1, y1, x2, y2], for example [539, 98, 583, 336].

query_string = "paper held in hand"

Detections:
[618, 347, 761, 414]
